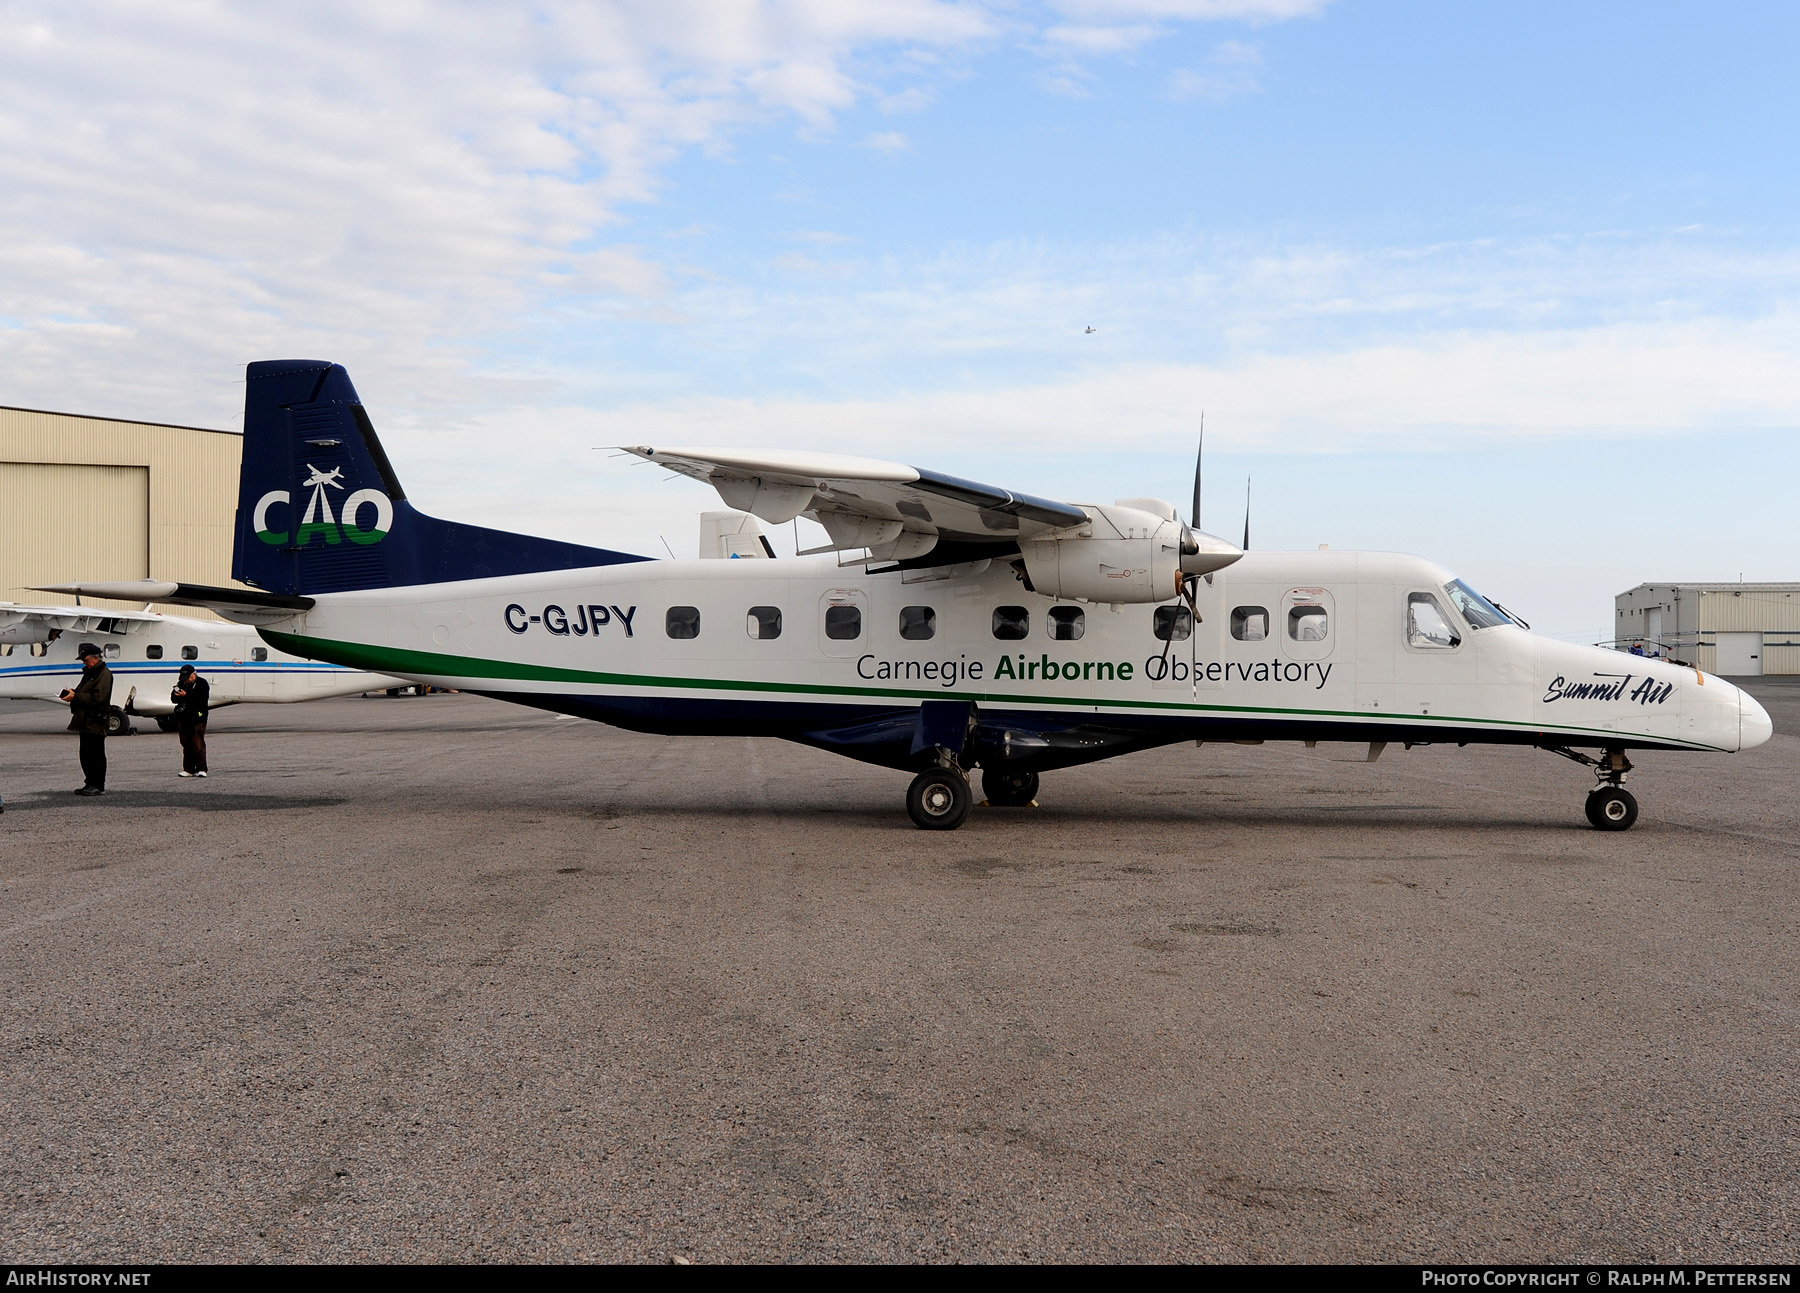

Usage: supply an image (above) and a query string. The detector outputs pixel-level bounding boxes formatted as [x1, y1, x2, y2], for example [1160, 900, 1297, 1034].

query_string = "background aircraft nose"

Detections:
[1740, 688, 1773, 750]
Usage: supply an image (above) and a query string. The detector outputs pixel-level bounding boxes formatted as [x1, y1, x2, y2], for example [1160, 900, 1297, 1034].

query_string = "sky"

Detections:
[2, 0, 1796, 642]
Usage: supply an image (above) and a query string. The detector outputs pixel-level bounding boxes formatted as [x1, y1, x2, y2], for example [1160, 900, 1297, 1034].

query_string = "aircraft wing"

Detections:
[625, 446, 1090, 564]
[32, 581, 314, 626]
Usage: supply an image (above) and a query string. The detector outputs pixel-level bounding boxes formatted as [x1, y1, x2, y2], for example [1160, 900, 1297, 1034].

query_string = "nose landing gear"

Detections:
[1585, 785, 1638, 831]
[1544, 745, 1638, 832]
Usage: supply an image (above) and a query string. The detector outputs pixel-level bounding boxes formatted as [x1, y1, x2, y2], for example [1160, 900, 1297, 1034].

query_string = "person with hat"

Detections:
[59, 643, 113, 796]
[170, 664, 210, 778]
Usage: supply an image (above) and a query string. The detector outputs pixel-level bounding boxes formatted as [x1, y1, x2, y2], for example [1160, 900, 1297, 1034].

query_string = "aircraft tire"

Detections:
[155, 716, 180, 733]
[981, 768, 1039, 807]
[1585, 787, 1638, 832]
[907, 768, 971, 831]
[105, 707, 132, 737]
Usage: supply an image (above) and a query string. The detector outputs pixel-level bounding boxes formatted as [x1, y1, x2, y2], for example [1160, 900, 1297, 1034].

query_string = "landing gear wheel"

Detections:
[981, 768, 1039, 807]
[155, 716, 179, 733]
[105, 707, 132, 736]
[907, 767, 971, 831]
[1586, 787, 1638, 832]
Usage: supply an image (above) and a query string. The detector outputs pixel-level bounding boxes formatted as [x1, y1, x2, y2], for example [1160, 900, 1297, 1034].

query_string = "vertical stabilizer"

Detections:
[232, 361, 647, 595]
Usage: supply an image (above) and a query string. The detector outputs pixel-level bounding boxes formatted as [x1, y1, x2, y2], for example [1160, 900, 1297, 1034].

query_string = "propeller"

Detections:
[1242, 474, 1251, 552]
[1160, 421, 1207, 678]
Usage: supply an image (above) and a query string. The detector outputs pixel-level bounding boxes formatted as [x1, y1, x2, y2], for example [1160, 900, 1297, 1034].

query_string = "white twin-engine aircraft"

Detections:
[0, 598, 400, 730]
[72, 359, 1773, 831]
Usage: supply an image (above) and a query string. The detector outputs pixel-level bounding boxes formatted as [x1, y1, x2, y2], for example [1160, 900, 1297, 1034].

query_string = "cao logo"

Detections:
[256, 463, 392, 547]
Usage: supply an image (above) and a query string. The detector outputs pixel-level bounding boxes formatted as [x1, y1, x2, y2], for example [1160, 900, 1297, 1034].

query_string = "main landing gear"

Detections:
[1545, 745, 1638, 832]
[981, 768, 1039, 808]
[906, 763, 1042, 829]
[907, 765, 972, 830]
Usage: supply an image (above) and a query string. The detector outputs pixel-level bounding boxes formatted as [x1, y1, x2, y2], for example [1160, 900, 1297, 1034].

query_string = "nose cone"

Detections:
[1740, 688, 1773, 751]
[1181, 528, 1244, 577]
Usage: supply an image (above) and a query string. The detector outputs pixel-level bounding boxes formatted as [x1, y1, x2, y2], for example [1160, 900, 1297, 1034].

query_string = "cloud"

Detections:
[1040, 23, 1166, 54]
[0, 0, 996, 426]
[1034, 63, 1099, 97]
[554, 318, 1800, 461]
[1169, 38, 1264, 101]
[1050, 0, 1327, 18]
[861, 130, 914, 152]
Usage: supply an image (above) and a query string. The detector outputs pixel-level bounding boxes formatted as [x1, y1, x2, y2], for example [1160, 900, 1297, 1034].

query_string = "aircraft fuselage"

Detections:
[259, 547, 1767, 773]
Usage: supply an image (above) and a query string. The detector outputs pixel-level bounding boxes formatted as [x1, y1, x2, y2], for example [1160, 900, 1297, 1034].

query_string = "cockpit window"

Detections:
[1408, 593, 1462, 649]
[1443, 579, 1510, 630]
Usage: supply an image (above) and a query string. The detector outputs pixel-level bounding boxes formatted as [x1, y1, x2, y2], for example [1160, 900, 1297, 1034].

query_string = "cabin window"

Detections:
[1287, 603, 1329, 643]
[1230, 606, 1268, 642]
[251, 647, 268, 662]
[746, 606, 782, 640]
[180, 645, 199, 660]
[30, 642, 47, 657]
[1153, 605, 1192, 642]
[145, 644, 163, 660]
[0, 643, 11, 656]
[824, 605, 862, 640]
[1408, 593, 1461, 649]
[898, 606, 936, 641]
[666, 606, 701, 640]
[103, 643, 121, 660]
[1048, 606, 1085, 641]
[992, 606, 1030, 640]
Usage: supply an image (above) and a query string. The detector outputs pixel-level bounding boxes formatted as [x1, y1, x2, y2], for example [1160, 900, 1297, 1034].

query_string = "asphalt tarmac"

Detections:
[2, 680, 1796, 1263]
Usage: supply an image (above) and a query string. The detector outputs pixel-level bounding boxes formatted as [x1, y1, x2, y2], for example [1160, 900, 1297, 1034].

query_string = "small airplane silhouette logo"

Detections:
[1084, 325, 1097, 334]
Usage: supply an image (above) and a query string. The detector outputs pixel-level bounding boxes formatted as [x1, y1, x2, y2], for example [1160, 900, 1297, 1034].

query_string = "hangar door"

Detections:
[0, 463, 150, 605]
[1715, 632, 1763, 676]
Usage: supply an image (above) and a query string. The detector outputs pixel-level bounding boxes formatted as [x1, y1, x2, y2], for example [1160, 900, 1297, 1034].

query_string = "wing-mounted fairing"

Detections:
[625, 447, 1242, 601]
[32, 580, 315, 627]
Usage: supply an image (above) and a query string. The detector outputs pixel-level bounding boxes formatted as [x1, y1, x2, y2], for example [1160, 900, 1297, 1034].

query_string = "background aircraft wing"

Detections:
[624, 446, 1089, 565]
[0, 603, 173, 641]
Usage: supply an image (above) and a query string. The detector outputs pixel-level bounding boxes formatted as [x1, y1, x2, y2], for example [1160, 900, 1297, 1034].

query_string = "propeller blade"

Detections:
[1191, 415, 1203, 529]
[1242, 475, 1251, 551]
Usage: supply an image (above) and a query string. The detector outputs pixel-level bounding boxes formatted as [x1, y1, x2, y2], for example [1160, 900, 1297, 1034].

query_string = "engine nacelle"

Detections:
[0, 614, 56, 645]
[1020, 504, 1187, 604]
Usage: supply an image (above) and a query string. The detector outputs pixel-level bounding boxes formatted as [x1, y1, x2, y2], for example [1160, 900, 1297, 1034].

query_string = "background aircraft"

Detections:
[67, 359, 1772, 830]
[1, 598, 401, 732]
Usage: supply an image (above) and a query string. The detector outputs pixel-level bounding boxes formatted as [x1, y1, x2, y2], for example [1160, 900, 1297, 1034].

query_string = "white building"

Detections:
[1614, 582, 1799, 676]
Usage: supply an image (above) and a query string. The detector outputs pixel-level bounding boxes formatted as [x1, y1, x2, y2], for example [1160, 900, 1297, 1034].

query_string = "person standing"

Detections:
[60, 643, 112, 796]
[171, 664, 210, 778]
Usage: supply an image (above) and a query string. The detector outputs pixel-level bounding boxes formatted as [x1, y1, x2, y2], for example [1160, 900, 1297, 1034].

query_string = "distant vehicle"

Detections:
[54, 359, 1774, 831]
[0, 601, 401, 732]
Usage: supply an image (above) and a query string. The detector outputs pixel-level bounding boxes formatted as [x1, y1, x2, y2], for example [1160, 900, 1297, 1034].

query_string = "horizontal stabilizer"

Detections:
[33, 580, 315, 626]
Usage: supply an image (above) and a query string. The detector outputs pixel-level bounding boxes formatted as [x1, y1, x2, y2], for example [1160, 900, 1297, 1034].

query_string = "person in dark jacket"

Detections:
[60, 643, 112, 796]
[171, 664, 210, 778]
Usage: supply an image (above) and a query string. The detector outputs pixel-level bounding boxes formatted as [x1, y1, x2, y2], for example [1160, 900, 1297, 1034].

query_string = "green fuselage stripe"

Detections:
[260, 630, 1725, 751]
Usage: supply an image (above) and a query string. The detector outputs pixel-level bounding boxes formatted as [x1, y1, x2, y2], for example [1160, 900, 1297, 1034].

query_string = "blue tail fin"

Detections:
[232, 360, 648, 595]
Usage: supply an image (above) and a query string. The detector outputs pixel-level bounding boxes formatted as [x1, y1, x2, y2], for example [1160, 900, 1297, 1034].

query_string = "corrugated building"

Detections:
[1615, 581, 1800, 676]
[1, 405, 243, 620]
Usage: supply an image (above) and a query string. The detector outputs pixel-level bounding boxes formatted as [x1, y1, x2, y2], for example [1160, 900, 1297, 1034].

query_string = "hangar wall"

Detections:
[1, 405, 243, 620]
[1614, 582, 1800, 676]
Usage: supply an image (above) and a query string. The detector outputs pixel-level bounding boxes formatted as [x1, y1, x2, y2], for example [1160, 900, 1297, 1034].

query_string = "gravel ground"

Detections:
[1, 683, 1795, 1264]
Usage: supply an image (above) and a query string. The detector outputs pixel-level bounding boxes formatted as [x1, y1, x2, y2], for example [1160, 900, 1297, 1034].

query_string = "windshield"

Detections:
[1443, 579, 1511, 630]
